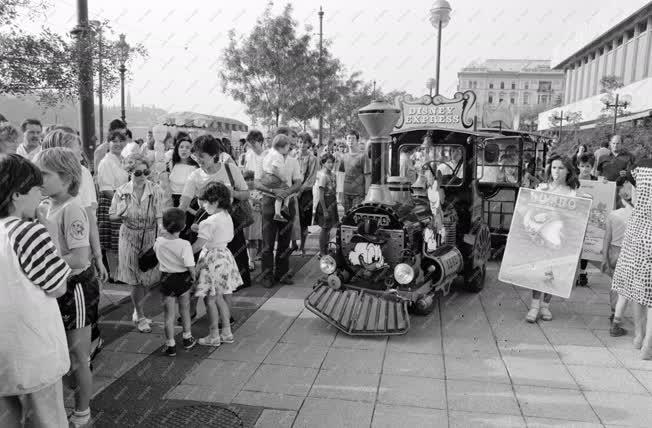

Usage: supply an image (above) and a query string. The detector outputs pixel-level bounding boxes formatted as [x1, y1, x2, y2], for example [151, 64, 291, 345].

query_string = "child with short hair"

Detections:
[242, 170, 262, 270]
[33, 147, 99, 428]
[315, 154, 338, 256]
[576, 153, 598, 286]
[261, 134, 291, 222]
[154, 207, 197, 356]
[603, 182, 634, 338]
[192, 182, 242, 346]
[0, 154, 70, 428]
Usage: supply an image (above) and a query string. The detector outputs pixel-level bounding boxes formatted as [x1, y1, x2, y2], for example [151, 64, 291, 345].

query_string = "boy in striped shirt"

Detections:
[0, 154, 70, 428]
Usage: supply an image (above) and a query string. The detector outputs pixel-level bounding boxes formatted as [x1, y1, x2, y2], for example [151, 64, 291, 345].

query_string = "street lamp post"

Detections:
[318, 6, 324, 147]
[117, 34, 130, 125]
[552, 110, 570, 145]
[601, 93, 632, 133]
[70, 0, 96, 165]
[426, 78, 437, 97]
[429, 0, 452, 96]
[90, 21, 104, 144]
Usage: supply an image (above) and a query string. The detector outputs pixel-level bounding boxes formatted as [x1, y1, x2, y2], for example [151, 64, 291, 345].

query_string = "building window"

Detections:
[639, 21, 647, 33]
[626, 28, 635, 39]
[537, 94, 549, 104]
[511, 82, 516, 89]
[524, 82, 529, 90]
[510, 97, 515, 104]
[474, 81, 478, 89]
[488, 95, 493, 104]
[489, 82, 494, 89]
[538, 81, 552, 92]
[523, 93, 529, 104]
[616, 36, 623, 46]
[500, 82, 505, 89]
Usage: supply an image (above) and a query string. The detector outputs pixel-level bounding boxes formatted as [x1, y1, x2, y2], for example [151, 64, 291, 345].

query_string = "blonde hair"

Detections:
[41, 129, 81, 150]
[33, 147, 82, 196]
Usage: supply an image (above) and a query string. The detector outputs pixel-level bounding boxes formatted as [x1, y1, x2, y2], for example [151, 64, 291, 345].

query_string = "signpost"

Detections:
[579, 179, 616, 262]
[499, 188, 592, 299]
[392, 91, 477, 132]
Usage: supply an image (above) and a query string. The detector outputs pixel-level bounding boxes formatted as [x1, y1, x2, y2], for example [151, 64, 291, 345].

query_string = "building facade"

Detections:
[539, 3, 652, 131]
[457, 59, 564, 128]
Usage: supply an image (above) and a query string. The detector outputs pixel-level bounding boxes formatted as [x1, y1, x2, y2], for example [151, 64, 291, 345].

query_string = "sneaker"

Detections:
[69, 409, 91, 427]
[610, 323, 627, 337]
[220, 333, 235, 344]
[198, 335, 221, 347]
[526, 306, 539, 323]
[540, 305, 553, 321]
[183, 336, 197, 350]
[137, 318, 152, 333]
[273, 213, 288, 222]
[133, 310, 152, 325]
[164, 345, 177, 356]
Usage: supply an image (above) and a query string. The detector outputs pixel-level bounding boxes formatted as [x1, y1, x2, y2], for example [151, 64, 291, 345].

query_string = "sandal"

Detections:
[137, 318, 152, 333]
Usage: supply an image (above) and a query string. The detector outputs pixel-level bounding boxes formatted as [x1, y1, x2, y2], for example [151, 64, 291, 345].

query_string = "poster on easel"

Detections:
[499, 188, 592, 298]
[579, 179, 616, 262]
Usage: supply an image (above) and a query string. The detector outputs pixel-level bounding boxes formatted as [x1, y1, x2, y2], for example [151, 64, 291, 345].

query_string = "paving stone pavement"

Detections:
[82, 257, 652, 427]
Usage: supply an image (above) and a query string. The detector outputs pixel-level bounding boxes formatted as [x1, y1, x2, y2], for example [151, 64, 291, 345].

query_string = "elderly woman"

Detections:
[109, 153, 167, 332]
[97, 130, 129, 280]
[0, 121, 19, 154]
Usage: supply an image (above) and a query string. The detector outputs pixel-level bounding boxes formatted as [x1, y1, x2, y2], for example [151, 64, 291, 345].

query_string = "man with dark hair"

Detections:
[597, 135, 635, 182]
[341, 129, 370, 211]
[593, 140, 611, 176]
[244, 130, 267, 178]
[16, 119, 43, 160]
[94, 119, 128, 172]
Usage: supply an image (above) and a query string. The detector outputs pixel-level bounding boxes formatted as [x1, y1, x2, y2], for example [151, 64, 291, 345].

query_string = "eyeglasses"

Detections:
[133, 169, 150, 177]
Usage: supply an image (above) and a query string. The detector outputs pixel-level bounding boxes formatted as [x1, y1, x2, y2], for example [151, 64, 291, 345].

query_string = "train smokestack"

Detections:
[358, 100, 400, 203]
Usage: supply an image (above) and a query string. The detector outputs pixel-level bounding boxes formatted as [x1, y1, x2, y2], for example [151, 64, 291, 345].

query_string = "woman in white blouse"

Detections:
[168, 135, 199, 207]
[97, 130, 129, 280]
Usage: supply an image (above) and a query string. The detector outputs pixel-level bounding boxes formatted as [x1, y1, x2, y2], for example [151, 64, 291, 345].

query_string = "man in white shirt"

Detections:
[16, 119, 42, 160]
[244, 130, 267, 177]
[255, 129, 302, 288]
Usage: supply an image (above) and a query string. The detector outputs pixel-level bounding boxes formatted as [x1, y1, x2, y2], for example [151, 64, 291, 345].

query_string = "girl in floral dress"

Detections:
[191, 181, 242, 347]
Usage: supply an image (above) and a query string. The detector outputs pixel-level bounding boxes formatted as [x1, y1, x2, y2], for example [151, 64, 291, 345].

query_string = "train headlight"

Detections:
[320, 255, 337, 275]
[394, 263, 415, 285]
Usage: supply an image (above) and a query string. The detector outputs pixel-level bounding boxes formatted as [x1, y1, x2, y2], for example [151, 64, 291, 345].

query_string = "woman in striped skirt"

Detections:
[110, 153, 167, 333]
[97, 131, 129, 280]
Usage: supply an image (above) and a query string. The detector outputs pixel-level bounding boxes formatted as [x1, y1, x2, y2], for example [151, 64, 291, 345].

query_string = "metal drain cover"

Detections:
[141, 405, 243, 427]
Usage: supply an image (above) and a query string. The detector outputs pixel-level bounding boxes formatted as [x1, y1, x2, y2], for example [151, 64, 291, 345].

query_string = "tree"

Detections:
[221, 4, 335, 128]
[324, 71, 378, 138]
[0, 3, 147, 105]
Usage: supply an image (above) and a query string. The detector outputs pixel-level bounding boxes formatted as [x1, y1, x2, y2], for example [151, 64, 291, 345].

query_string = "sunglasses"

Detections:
[133, 169, 150, 177]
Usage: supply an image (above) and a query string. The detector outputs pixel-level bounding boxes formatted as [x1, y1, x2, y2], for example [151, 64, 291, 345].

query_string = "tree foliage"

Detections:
[0, 3, 147, 106]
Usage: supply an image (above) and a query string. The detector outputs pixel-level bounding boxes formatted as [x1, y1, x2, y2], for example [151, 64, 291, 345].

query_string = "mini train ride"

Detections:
[304, 91, 552, 336]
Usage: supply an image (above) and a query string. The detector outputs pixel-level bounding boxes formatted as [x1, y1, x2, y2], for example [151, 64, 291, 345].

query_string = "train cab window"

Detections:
[420, 144, 465, 187]
[398, 144, 423, 185]
[477, 141, 519, 184]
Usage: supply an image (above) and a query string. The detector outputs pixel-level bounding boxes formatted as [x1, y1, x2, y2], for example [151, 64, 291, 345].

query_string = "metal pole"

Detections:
[613, 93, 618, 133]
[318, 7, 324, 147]
[559, 110, 563, 145]
[72, 0, 96, 165]
[120, 65, 126, 124]
[435, 20, 442, 96]
[98, 26, 104, 144]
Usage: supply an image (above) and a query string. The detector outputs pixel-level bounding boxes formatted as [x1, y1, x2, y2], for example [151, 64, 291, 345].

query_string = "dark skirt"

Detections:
[97, 193, 121, 252]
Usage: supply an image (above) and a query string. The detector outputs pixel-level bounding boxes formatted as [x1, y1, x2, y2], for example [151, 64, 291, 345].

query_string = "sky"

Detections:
[20, 0, 649, 124]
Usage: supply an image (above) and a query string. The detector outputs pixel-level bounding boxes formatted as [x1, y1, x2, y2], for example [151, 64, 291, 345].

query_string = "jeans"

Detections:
[261, 195, 296, 280]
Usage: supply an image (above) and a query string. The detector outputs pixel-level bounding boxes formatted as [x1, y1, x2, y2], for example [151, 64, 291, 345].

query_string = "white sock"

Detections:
[166, 339, 175, 347]
[182, 332, 192, 339]
[74, 408, 90, 416]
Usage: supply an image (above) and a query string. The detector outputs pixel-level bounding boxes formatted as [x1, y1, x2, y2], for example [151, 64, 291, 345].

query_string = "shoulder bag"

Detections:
[137, 194, 159, 271]
[224, 162, 254, 228]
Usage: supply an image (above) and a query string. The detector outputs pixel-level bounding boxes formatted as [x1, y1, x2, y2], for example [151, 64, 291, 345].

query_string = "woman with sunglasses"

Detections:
[109, 153, 167, 333]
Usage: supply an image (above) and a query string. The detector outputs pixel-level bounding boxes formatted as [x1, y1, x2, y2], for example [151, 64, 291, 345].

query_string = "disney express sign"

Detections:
[393, 91, 476, 132]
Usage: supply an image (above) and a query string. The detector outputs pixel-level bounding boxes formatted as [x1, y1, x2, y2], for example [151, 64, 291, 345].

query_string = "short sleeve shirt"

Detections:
[97, 153, 129, 192]
[597, 151, 635, 181]
[198, 211, 234, 249]
[245, 150, 266, 179]
[75, 165, 97, 209]
[43, 199, 91, 273]
[154, 236, 195, 272]
[182, 164, 247, 200]
[262, 149, 284, 175]
[343, 152, 368, 196]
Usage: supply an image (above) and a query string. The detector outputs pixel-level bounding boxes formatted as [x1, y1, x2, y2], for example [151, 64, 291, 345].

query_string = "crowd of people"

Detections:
[0, 114, 371, 427]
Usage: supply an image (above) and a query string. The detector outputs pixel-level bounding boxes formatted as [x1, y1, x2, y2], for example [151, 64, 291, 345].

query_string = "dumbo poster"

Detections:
[499, 188, 592, 298]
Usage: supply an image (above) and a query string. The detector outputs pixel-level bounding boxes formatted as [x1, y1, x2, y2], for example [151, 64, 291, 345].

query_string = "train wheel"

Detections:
[409, 294, 436, 316]
[465, 265, 486, 293]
